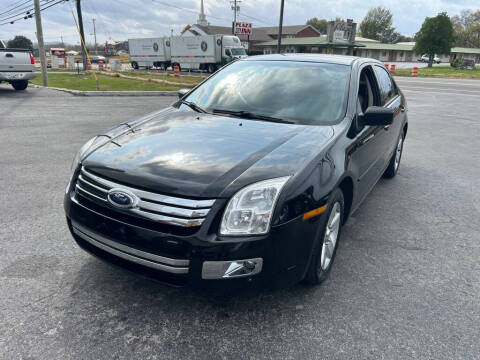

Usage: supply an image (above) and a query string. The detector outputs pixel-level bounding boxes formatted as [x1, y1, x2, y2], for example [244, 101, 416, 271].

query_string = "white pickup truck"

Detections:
[0, 39, 36, 90]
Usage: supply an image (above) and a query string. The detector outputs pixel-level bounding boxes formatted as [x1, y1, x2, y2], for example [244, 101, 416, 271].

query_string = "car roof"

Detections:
[244, 53, 379, 66]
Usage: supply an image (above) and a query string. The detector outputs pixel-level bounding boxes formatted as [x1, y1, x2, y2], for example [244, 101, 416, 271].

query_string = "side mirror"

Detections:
[360, 106, 394, 126]
[177, 88, 189, 99]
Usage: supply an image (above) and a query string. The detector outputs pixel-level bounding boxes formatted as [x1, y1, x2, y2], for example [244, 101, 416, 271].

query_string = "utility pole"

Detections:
[76, 0, 87, 70]
[276, 0, 285, 54]
[231, 0, 240, 35]
[92, 18, 97, 55]
[60, 35, 64, 47]
[33, 0, 48, 86]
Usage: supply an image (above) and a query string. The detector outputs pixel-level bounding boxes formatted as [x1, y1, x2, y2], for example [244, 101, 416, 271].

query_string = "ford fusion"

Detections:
[64, 54, 408, 289]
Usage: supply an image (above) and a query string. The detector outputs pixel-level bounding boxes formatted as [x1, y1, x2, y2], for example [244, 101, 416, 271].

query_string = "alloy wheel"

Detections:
[320, 202, 341, 271]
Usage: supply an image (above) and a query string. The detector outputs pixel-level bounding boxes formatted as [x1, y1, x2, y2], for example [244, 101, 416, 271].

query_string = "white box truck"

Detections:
[128, 37, 171, 70]
[170, 35, 247, 73]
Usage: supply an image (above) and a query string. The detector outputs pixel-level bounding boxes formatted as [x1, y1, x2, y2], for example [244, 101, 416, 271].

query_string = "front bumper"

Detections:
[0, 71, 36, 81]
[65, 188, 321, 290]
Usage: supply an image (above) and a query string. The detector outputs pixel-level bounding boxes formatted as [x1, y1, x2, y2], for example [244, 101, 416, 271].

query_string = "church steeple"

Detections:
[197, 0, 208, 26]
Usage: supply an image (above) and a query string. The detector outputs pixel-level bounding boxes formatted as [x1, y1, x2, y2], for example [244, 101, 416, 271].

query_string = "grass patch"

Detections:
[118, 71, 205, 85]
[395, 66, 480, 79]
[31, 73, 184, 91]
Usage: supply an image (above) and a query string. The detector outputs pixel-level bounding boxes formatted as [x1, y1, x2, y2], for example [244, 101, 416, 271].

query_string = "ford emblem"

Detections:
[107, 188, 138, 209]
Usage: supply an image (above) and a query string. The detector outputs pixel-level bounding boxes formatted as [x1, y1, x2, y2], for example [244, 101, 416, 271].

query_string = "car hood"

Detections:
[83, 108, 334, 198]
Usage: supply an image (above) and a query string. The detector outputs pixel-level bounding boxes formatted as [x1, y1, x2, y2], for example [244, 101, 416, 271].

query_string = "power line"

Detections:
[239, 12, 273, 26]
[149, 0, 232, 22]
[0, 0, 33, 17]
[0, 0, 55, 22]
[0, 0, 67, 25]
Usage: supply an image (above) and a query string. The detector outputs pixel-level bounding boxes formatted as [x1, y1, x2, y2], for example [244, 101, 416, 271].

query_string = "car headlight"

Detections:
[220, 176, 291, 236]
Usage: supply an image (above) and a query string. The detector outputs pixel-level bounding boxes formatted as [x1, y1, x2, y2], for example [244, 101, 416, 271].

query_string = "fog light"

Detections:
[202, 258, 263, 279]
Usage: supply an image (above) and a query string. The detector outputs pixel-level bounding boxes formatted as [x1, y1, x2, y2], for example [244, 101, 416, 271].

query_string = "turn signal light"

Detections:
[302, 204, 328, 221]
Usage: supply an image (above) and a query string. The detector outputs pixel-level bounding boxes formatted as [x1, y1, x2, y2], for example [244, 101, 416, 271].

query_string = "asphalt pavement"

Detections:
[0, 79, 479, 359]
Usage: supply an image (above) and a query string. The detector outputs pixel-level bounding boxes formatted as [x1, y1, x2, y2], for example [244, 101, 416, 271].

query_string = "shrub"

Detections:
[450, 58, 463, 68]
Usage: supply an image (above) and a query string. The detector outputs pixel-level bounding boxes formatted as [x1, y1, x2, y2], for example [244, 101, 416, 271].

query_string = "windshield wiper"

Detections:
[212, 109, 293, 124]
[180, 99, 209, 113]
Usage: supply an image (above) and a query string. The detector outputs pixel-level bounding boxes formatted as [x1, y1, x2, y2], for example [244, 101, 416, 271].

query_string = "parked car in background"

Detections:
[0, 39, 36, 91]
[90, 55, 106, 64]
[419, 54, 441, 64]
[65, 54, 408, 290]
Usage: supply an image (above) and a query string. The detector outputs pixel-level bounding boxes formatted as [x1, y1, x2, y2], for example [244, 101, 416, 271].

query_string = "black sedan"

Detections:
[64, 54, 408, 290]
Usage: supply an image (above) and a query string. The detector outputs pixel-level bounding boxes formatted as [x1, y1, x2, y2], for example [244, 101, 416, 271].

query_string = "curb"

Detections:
[30, 84, 177, 96]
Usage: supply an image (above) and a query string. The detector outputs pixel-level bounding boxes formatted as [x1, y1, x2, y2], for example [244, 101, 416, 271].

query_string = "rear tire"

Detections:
[303, 188, 344, 285]
[131, 62, 139, 70]
[11, 80, 28, 91]
[383, 132, 404, 179]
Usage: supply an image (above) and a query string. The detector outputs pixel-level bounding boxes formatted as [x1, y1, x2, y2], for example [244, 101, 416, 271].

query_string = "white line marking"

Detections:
[400, 86, 480, 94]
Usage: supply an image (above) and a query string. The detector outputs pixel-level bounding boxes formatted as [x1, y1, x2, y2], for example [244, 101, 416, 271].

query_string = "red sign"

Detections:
[234, 22, 252, 35]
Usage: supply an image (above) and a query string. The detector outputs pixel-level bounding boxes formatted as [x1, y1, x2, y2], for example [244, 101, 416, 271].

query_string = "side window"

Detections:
[373, 66, 397, 105]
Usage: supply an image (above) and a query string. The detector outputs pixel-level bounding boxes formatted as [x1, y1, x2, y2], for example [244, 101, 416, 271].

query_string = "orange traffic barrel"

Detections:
[390, 64, 396, 74]
[174, 64, 180, 77]
[411, 67, 419, 77]
[98, 60, 104, 71]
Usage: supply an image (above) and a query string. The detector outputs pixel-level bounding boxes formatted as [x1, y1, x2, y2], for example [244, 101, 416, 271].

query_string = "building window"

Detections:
[382, 51, 387, 57]
[399, 52, 404, 57]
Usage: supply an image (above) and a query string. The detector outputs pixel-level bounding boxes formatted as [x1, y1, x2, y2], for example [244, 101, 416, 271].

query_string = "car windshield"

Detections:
[183, 60, 350, 125]
[231, 48, 246, 56]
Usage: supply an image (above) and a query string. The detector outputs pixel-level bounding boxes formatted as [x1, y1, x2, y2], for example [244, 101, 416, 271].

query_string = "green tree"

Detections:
[7, 35, 33, 50]
[395, 34, 414, 43]
[451, 10, 480, 48]
[306, 17, 328, 34]
[359, 7, 398, 43]
[414, 12, 455, 67]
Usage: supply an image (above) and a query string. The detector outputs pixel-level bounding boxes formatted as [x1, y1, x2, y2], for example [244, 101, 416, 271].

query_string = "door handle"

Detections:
[6, 53, 13, 58]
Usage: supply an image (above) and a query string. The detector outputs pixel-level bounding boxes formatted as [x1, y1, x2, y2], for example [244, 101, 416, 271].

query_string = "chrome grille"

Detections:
[74, 166, 215, 227]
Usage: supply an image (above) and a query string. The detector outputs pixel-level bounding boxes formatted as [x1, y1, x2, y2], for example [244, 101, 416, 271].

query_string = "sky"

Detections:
[0, 0, 478, 45]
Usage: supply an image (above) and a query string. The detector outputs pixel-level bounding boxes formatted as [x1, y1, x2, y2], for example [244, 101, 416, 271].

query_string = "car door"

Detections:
[372, 65, 403, 164]
[348, 64, 389, 202]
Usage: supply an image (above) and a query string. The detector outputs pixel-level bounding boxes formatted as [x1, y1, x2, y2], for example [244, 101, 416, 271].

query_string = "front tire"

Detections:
[383, 132, 404, 178]
[11, 80, 28, 91]
[131, 61, 139, 70]
[304, 188, 344, 285]
[208, 64, 216, 73]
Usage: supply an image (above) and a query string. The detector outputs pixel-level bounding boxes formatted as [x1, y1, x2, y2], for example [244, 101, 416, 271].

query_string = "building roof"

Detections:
[257, 36, 365, 48]
[359, 42, 414, 51]
[187, 24, 321, 42]
[355, 36, 379, 43]
[451, 47, 480, 54]
[191, 24, 272, 42]
[258, 25, 320, 36]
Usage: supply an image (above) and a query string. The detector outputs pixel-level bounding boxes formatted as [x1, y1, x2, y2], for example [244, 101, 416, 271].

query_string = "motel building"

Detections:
[258, 37, 480, 64]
